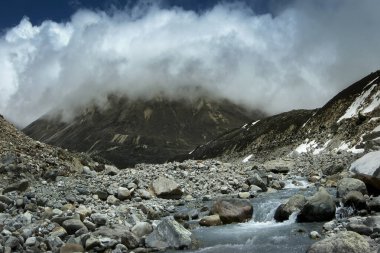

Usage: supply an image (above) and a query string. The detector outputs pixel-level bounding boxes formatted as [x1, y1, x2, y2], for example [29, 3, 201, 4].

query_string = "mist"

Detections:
[1, 0, 380, 127]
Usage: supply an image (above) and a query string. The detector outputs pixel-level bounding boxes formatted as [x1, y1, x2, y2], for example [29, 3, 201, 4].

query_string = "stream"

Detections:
[172, 179, 337, 253]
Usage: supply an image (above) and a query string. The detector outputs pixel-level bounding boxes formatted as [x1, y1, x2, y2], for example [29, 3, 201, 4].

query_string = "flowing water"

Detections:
[173, 179, 335, 253]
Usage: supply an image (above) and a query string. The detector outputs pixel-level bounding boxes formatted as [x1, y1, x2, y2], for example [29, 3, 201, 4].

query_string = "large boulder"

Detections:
[297, 188, 336, 222]
[152, 177, 183, 199]
[350, 151, 380, 194]
[210, 198, 253, 224]
[145, 217, 192, 250]
[246, 173, 267, 192]
[274, 194, 306, 222]
[307, 231, 370, 253]
[336, 178, 367, 198]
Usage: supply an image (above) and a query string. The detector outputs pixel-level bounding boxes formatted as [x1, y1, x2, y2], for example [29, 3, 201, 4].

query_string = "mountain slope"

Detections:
[185, 71, 380, 161]
[23, 95, 264, 167]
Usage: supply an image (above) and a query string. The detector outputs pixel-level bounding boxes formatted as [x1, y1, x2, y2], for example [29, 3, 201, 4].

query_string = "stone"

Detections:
[105, 165, 120, 175]
[152, 177, 183, 199]
[274, 194, 306, 222]
[307, 231, 370, 253]
[117, 187, 131, 200]
[210, 198, 253, 224]
[62, 219, 87, 235]
[47, 236, 64, 252]
[367, 196, 380, 212]
[238, 192, 250, 199]
[322, 163, 345, 176]
[297, 188, 336, 222]
[342, 191, 367, 210]
[0, 195, 13, 205]
[59, 243, 84, 253]
[337, 178, 367, 198]
[85, 237, 101, 250]
[76, 205, 92, 220]
[25, 237, 37, 246]
[132, 222, 153, 237]
[310, 231, 321, 239]
[107, 195, 120, 205]
[92, 224, 139, 249]
[246, 173, 267, 192]
[347, 223, 373, 236]
[145, 216, 192, 250]
[199, 214, 222, 227]
[91, 213, 108, 226]
[3, 179, 29, 193]
[4, 236, 19, 249]
[136, 189, 152, 200]
[350, 151, 380, 194]
[51, 226, 68, 239]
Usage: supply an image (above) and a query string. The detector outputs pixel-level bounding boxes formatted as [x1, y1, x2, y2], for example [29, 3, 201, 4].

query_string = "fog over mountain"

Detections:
[1, 0, 379, 127]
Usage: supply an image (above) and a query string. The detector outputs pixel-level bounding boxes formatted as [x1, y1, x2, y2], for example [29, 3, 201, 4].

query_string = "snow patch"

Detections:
[294, 139, 330, 155]
[350, 151, 380, 176]
[362, 90, 380, 114]
[251, 120, 260, 126]
[242, 154, 253, 163]
[337, 84, 377, 123]
[370, 117, 380, 122]
[242, 123, 248, 129]
[335, 141, 364, 154]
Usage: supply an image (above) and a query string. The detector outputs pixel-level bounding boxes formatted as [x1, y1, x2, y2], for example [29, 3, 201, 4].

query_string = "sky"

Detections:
[0, 0, 380, 127]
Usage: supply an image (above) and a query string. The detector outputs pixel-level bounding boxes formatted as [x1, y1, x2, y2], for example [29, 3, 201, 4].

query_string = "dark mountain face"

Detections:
[185, 71, 380, 161]
[23, 95, 264, 167]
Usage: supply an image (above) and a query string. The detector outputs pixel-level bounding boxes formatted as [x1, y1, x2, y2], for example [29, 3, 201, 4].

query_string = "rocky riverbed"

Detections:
[1, 148, 380, 253]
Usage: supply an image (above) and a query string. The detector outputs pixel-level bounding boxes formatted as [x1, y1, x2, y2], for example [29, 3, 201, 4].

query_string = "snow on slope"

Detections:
[338, 77, 379, 123]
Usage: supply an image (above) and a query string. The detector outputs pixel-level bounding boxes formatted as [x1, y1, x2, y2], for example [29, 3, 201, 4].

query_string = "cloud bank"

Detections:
[1, 0, 380, 127]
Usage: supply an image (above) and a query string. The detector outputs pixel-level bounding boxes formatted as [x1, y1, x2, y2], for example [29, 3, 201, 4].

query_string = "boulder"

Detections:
[117, 187, 132, 200]
[322, 163, 345, 176]
[350, 151, 380, 194]
[347, 223, 373, 236]
[307, 231, 370, 253]
[337, 178, 367, 198]
[246, 173, 267, 192]
[92, 224, 139, 249]
[367, 196, 380, 212]
[132, 222, 153, 237]
[152, 177, 183, 199]
[210, 198, 253, 224]
[199, 214, 222, 227]
[145, 217, 192, 250]
[62, 219, 87, 235]
[274, 194, 306, 222]
[342, 191, 367, 210]
[3, 179, 29, 193]
[297, 188, 336, 222]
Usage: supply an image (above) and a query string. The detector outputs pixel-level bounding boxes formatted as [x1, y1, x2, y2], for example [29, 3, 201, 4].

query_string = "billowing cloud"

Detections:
[1, 0, 380, 127]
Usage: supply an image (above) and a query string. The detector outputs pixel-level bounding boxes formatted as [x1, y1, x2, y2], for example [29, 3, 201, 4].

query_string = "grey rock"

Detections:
[131, 222, 153, 238]
[152, 177, 183, 199]
[347, 223, 373, 236]
[91, 213, 108, 226]
[337, 178, 367, 198]
[210, 198, 253, 224]
[62, 219, 87, 235]
[92, 224, 139, 249]
[367, 196, 380, 212]
[297, 188, 336, 222]
[117, 187, 131, 201]
[342, 191, 367, 210]
[307, 231, 370, 253]
[246, 173, 267, 192]
[275, 194, 306, 222]
[199, 214, 222, 227]
[3, 179, 29, 193]
[145, 216, 192, 250]
[59, 243, 84, 253]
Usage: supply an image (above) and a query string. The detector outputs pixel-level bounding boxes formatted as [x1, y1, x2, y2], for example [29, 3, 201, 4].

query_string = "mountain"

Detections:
[23, 94, 264, 167]
[184, 71, 380, 162]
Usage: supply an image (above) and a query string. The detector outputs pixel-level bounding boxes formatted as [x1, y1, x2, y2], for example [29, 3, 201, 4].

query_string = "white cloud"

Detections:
[1, 1, 380, 127]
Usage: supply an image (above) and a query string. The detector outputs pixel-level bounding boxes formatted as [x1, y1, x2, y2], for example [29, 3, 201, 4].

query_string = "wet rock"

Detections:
[199, 214, 222, 227]
[337, 178, 367, 198]
[307, 231, 370, 253]
[342, 191, 367, 210]
[152, 177, 183, 199]
[210, 198, 253, 224]
[297, 188, 336, 222]
[145, 217, 192, 250]
[275, 194, 306, 222]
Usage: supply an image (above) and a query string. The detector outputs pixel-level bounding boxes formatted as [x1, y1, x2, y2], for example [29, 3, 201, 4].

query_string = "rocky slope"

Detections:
[184, 70, 380, 162]
[23, 95, 264, 167]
